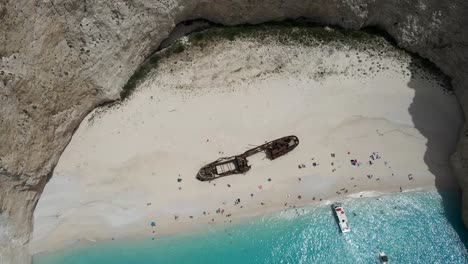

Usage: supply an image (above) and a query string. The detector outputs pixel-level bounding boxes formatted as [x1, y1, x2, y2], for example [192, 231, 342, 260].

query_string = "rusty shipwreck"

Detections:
[197, 135, 299, 181]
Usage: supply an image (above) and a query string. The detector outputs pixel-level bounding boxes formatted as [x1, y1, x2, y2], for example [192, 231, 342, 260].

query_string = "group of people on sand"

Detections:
[142, 150, 414, 241]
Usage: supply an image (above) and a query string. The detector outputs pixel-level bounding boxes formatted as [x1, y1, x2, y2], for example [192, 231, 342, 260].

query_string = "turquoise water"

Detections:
[34, 190, 468, 264]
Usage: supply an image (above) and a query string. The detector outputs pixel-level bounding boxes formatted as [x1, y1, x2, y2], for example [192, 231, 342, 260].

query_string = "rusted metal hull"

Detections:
[196, 156, 251, 181]
[197, 135, 299, 181]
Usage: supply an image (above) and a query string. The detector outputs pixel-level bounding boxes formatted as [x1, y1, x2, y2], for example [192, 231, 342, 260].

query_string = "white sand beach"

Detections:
[31, 31, 463, 253]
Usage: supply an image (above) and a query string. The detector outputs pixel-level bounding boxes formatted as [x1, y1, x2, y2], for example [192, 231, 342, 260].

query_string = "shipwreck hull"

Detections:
[196, 135, 299, 181]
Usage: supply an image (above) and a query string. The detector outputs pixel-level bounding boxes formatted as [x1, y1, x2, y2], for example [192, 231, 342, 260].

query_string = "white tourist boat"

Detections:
[332, 202, 350, 233]
[379, 251, 389, 264]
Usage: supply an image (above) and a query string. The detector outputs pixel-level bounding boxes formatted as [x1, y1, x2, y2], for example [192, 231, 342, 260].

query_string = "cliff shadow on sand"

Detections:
[407, 57, 468, 248]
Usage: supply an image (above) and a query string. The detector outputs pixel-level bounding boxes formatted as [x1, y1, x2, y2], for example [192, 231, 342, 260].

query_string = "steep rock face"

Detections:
[1, 0, 467, 263]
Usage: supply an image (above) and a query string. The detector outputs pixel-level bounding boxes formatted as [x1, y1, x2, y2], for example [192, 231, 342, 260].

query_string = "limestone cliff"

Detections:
[1, 0, 468, 263]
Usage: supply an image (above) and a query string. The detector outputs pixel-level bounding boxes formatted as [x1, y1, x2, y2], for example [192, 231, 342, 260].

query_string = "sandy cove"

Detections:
[31, 31, 463, 254]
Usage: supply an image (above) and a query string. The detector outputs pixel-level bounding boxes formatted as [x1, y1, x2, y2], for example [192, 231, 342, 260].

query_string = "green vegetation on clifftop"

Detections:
[119, 21, 447, 101]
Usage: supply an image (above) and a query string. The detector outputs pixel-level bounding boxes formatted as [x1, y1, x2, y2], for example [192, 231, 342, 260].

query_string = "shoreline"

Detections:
[32, 185, 447, 256]
[31, 29, 463, 256]
[33, 187, 468, 264]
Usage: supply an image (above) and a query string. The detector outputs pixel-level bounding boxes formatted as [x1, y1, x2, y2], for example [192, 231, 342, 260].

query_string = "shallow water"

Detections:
[34, 190, 468, 264]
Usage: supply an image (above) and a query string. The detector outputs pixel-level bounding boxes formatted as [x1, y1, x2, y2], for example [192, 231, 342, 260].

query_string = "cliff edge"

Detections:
[1, 0, 468, 263]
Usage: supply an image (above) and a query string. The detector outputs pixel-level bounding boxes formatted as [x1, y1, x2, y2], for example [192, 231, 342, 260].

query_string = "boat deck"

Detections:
[333, 203, 350, 233]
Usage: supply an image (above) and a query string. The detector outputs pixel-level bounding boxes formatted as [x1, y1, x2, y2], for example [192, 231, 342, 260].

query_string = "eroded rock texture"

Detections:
[1, 0, 468, 263]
